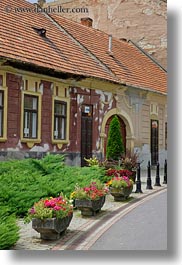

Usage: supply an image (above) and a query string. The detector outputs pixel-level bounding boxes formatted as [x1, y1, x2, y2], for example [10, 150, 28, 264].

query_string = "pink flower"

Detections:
[84, 187, 90, 192]
[53, 205, 62, 211]
[29, 207, 36, 214]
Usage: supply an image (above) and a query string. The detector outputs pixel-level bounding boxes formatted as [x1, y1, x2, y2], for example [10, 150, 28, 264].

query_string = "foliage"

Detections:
[106, 176, 133, 189]
[0, 207, 19, 249]
[31, 154, 65, 175]
[25, 194, 73, 223]
[0, 155, 106, 217]
[106, 115, 125, 160]
[84, 156, 99, 166]
[121, 150, 139, 171]
[71, 180, 109, 201]
[106, 169, 133, 179]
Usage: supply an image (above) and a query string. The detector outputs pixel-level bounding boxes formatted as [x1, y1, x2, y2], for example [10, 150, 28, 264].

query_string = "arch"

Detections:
[100, 108, 135, 158]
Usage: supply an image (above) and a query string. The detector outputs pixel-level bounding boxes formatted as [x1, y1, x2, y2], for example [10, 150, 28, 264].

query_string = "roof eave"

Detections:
[126, 82, 167, 96]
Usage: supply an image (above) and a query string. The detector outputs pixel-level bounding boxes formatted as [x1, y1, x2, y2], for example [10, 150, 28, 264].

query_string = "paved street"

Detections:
[90, 190, 167, 250]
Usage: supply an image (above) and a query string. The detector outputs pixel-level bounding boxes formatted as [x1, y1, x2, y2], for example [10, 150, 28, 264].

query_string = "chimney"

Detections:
[81, 17, 93, 27]
[108, 35, 112, 53]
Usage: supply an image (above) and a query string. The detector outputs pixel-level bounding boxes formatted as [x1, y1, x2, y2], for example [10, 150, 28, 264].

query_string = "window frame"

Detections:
[0, 72, 7, 142]
[165, 122, 167, 150]
[52, 96, 70, 147]
[23, 94, 39, 139]
[0, 90, 4, 138]
[21, 91, 42, 147]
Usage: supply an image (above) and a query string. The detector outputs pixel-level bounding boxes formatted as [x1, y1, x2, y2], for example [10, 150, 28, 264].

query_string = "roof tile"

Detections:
[0, 0, 167, 94]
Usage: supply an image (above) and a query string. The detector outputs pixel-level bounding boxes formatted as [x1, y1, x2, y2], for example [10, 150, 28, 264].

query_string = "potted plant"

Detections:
[121, 151, 139, 182]
[107, 175, 133, 201]
[71, 180, 109, 216]
[25, 194, 73, 240]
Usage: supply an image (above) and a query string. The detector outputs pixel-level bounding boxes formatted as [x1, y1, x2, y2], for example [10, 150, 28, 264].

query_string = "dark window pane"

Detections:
[23, 95, 38, 139]
[0, 91, 4, 137]
[54, 101, 67, 140]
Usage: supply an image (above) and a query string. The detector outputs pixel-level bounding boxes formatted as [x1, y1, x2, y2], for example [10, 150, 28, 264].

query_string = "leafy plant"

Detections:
[106, 115, 125, 160]
[71, 180, 109, 201]
[106, 176, 133, 189]
[106, 169, 133, 179]
[0, 156, 106, 217]
[25, 194, 73, 223]
[121, 150, 139, 171]
[84, 156, 99, 166]
[0, 207, 19, 249]
[31, 154, 65, 175]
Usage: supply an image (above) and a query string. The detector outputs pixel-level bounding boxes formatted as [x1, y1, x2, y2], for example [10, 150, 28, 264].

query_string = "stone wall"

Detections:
[45, 0, 167, 68]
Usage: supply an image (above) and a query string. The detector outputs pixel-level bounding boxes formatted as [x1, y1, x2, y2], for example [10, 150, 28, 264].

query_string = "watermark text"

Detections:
[5, 5, 89, 14]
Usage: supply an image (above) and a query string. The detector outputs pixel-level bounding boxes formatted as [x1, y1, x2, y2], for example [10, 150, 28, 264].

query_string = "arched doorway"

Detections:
[104, 115, 126, 158]
[100, 108, 135, 160]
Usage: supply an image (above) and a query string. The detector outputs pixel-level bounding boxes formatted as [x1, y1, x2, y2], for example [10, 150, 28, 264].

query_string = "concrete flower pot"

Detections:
[75, 196, 106, 216]
[32, 213, 73, 240]
[109, 186, 133, 201]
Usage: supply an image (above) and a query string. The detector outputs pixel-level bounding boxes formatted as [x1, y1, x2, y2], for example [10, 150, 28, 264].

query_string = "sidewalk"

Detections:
[13, 172, 167, 250]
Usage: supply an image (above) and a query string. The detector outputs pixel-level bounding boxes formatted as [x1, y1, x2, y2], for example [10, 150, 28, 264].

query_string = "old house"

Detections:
[0, 0, 167, 168]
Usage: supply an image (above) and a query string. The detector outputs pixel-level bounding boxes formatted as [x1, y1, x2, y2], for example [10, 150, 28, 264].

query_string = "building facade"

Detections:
[0, 0, 167, 168]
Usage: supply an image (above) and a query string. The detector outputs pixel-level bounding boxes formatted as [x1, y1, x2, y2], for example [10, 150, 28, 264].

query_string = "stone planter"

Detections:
[75, 196, 105, 216]
[109, 186, 133, 201]
[32, 213, 73, 240]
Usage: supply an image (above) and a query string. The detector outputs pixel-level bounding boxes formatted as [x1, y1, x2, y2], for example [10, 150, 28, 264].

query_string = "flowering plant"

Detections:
[71, 180, 109, 201]
[25, 194, 73, 223]
[84, 156, 99, 166]
[106, 169, 133, 178]
[106, 176, 133, 189]
[121, 151, 139, 171]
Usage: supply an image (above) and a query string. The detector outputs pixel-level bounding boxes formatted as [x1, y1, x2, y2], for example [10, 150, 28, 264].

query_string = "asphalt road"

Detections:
[90, 190, 167, 250]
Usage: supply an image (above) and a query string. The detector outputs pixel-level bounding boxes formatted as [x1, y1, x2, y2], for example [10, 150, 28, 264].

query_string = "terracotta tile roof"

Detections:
[0, 0, 167, 94]
[0, 0, 118, 83]
[50, 14, 167, 94]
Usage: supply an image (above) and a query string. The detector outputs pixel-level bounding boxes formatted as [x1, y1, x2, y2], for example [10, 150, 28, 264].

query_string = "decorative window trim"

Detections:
[52, 96, 70, 149]
[21, 90, 42, 148]
[0, 71, 8, 142]
[21, 76, 42, 93]
[150, 102, 158, 116]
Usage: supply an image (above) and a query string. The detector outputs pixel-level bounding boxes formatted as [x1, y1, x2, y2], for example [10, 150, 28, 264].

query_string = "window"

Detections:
[0, 71, 7, 141]
[23, 95, 38, 139]
[0, 91, 4, 137]
[53, 101, 67, 140]
[151, 120, 159, 165]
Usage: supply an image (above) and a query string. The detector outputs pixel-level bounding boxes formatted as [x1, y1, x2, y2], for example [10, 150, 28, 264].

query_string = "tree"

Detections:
[106, 115, 125, 160]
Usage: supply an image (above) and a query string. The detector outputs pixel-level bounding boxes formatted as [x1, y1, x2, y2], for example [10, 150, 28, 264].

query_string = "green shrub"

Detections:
[31, 154, 65, 175]
[106, 115, 125, 160]
[0, 155, 106, 217]
[0, 207, 19, 250]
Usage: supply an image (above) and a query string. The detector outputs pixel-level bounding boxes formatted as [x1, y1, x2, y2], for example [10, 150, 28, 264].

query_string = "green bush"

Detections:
[0, 155, 106, 217]
[0, 207, 19, 250]
[106, 115, 125, 160]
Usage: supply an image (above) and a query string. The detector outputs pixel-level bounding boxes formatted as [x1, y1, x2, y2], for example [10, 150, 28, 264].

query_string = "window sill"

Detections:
[0, 137, 7, 142]
[21, 138, 41, 148]
[52, 139, 69, 150]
